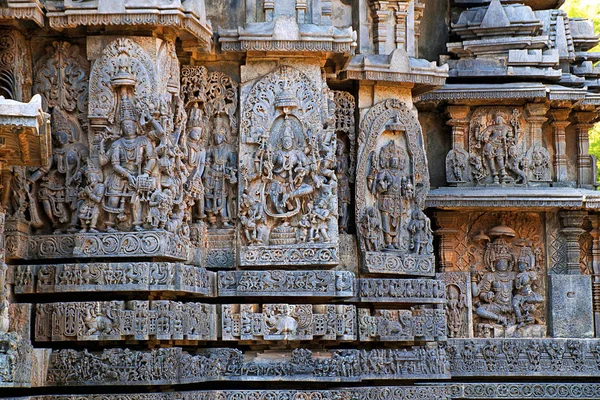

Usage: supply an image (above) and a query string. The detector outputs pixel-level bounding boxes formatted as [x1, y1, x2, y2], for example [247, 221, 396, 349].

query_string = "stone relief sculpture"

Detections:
[471, 224, 545, 338]
[222, 304, 356, 341]
[67, 37, 190, 259]
[27, 41, 89, 234]
[446, 107, 551, 186]
[238, 65, 339, 266]
[333, 91, 355, 233]
[356, 99, 433, 275]
[180, 66, 239, 267]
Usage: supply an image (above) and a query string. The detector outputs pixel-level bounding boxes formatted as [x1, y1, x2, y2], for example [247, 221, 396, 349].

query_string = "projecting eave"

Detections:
[426, 187, 600, 210]
[338, 50, 448, 95]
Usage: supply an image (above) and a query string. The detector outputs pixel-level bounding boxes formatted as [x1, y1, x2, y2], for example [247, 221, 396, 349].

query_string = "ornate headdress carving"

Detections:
[51, 107, 74, 138]
[119, 96, 137, 123]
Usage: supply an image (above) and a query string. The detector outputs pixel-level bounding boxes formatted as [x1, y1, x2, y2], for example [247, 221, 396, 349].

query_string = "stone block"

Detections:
[549, 274, 594, 338]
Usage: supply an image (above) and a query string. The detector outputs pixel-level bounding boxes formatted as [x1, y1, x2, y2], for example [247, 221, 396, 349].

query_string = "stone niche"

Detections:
[356, 99, 434, 276]
[445, 105, 552, 187]
[436, 211, 547, 338]
[238, 62, 339, 267]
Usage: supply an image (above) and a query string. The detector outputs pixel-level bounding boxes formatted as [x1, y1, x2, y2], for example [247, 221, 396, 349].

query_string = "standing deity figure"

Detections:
[30, 109, 88, 233]
[479, 113, 512, 184]
[99, 96, 157, 232]
[203, 118, 237, 228]
[446, 285, 466, 338]
[336, 139, 352, 232]
[407, 208, 432, 255]
[471, 225, 517, 327]
[360, 206, 382, 252]
[367, 140, 405, 250]
[183, 125, 206, 221]
[77, 165, 104, 233]
[512, 245, 543, 326]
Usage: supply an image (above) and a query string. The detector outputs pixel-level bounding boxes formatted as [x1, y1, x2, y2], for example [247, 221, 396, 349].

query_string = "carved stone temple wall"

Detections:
[1, 0, 600, 399]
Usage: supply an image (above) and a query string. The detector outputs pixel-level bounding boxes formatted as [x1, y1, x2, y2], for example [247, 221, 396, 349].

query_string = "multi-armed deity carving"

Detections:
[446, 107, 551, 186]
[238, 65, 338, 266]
[52, 37, 189, 259]
[356, 99, 433, 275]
[470, 224, 545, 338]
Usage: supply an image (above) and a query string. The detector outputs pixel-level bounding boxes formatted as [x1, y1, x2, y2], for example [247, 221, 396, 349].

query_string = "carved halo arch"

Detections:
[356, 98, 430, 219]
[88, 38, 157, 123]
[240, 64, 323, 144]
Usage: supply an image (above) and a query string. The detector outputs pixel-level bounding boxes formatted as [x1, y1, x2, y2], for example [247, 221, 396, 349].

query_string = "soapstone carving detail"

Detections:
[218, 270, 354, 297]
[14, 262, 214, 296]
[359, 308, 446, 342]
[356, 99, 433, 275]
[222, 304, 356, 341]
[333, 91, 355, 233]
[36, 301, 217, 342]
[180, 66, 239, 268]
[238, 65, 339, 266]
[446, 107, 551, 186]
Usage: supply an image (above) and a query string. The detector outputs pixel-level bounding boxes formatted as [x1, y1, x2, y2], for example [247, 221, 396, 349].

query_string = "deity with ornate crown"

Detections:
[367, 140, 406, 250]
[203, 117, 237, 228]
[99, 96, 157, 232]
[30, 108, 88, 233]
[471, 225, 517, 327]
[267, 117, 312, 219]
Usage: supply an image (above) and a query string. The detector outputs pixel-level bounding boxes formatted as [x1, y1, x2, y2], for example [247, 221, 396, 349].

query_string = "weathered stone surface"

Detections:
[549, 275, 594, 338]
[36, 301, 217, 342]
[0, 0, 599, 398]
[222, 304, 356, 341]
[218, 270, 355, 297]
[359, 308, 446, 342]
[14, 262, 214, 296]
[45, 345, 450, 385]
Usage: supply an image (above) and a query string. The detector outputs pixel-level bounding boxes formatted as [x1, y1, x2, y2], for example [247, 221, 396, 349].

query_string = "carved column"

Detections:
[573, 111, 597, 189]
[559, 210, 587, 275]
[445, 105, 470, 185]
[549, 108, 571, 185]
[446, 105, 470, 151]
[433, 211, 459, 272]
[589, 214, 600, 336]
[526, 103, 548, 148]
[393, 2, 410, 52]
[0, 161, 7, 333]
[370, 2, 390, 54]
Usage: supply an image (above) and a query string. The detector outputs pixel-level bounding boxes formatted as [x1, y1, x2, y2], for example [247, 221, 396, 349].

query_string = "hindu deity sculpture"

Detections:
[99, 97, 157, 232]
[203, 117, 237, 228]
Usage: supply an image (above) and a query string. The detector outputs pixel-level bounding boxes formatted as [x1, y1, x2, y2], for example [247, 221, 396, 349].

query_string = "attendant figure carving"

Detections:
[204, 118, 237, 228]
[367, 140, 406, 250]
[77, 165, 104, 233]
[30, 109, 88, 233]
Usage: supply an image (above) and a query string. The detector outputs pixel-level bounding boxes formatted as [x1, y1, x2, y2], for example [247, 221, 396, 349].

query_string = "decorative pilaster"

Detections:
[559, 210, 587, 275]
[445, 105, 470, 185]
[549, 108, 571, 186]
[370, 2, 390, 54]
[589, 214, 600, 337]
[573, 111, 597, 189]
[433, 211, 459, 272]
[0, 164, 8, 333]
